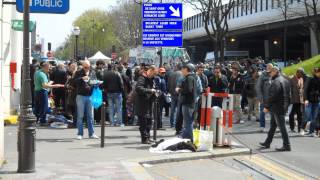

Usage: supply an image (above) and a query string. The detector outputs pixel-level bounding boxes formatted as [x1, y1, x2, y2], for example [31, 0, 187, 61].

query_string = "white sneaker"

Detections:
[90, 134, 99, 139]
[260, 127, 267, 133]
[312, 133, 319, 138]
[120, 124, 125, 128]
[77, 135, 82, 140]
[300, 130, 305, 136]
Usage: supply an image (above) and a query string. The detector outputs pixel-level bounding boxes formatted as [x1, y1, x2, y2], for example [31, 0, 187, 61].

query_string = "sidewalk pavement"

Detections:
[0, 122, 250, 180]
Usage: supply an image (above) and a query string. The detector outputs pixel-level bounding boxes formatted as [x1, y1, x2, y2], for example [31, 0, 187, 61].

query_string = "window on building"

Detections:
[260, 0, 263, 11]
[245, 0, 248, 15]
[266, 0, 269, 10]
[255, 0, 258, 12]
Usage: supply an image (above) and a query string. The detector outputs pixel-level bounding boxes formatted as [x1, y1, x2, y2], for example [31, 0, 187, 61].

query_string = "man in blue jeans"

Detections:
[303, 67, 320, 137]
[256, 63, 273, 132]
[72, 60, 99, 140]
[103, 65, 124, 126]
[34, 61, 64, 126]
[177, 64, 197, 142]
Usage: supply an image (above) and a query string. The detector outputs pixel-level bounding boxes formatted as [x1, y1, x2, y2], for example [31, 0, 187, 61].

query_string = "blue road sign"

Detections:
[143, 20, 183, 30]
[143, 3, 182, 19]
[143, 32, 183, 47]
[16, 0, 70, 14]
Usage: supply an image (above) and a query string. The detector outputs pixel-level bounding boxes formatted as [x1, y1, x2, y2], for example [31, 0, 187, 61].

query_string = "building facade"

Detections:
[183, 0, 320, 62]
[1, 3, 24, 164]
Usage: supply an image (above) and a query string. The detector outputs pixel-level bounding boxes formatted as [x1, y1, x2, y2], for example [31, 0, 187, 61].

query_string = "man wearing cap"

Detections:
[154, 67, 168, 129]
[260, 66, 291, 151]
[34, 61, 65, 126]
[176, 64, 197, 141]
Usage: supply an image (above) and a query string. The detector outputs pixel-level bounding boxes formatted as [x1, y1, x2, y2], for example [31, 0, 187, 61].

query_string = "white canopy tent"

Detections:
[88, 51, 112, 64]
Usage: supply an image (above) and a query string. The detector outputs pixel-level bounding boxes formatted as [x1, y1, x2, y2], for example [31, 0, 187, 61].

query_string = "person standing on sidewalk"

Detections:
[260, 66, 291, 151]
[177, 64, 197, 142]
[228, 65, 244, 124]
[34, 61, 64, 126]
[168, 64, 183, 128]
[243, 67, 259, 122]
[256, 63, 273, 132]
[303, 67, 320, 137]
[208, 65, 228, 107]
[72, 60, 99, 140]
[154, 68, 167, 129]
[50, 63, 67, 111]
[102, 65, 124, 127]
[289, 68, 305, 133]
[134, 65, 157, 144]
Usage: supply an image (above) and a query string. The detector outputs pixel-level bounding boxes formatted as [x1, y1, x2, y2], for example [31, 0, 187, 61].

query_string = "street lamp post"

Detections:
[18, 0, 36, 173]
[73, 26, 80, 61]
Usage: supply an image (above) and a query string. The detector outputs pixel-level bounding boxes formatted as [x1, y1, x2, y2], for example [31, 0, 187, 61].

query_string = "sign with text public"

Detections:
[142, 3, 183, 47]
[16, 0, 70, 14]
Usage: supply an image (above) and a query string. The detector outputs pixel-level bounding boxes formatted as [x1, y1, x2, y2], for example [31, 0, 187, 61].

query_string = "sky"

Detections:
[30, 0, 198, 50]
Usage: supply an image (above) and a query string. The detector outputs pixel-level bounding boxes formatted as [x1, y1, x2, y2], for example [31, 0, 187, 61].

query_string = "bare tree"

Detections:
[184, 0, 238, 62]
[277, 0, 291, 65]
[303, 0, 320, 55]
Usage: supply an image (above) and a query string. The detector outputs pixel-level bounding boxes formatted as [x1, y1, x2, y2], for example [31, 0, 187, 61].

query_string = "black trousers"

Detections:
[175, 101, 183, 134]
[264, 112, 290, 147]
[53, 89, 65, 110]
[139, 116, 152, 140]
[289, 103, 303, 132]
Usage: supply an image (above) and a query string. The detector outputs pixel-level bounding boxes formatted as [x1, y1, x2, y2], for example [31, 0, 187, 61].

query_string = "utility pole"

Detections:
[18, 0, 36, 173]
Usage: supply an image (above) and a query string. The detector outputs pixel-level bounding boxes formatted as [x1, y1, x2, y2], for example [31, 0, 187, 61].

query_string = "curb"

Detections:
[139, 147, 251, 165]
[123, 147, 251, 180]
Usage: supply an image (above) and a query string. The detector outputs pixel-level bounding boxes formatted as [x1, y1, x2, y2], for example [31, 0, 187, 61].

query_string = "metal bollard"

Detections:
[211, 106, 223, 147]
[100, 103, 106, 148]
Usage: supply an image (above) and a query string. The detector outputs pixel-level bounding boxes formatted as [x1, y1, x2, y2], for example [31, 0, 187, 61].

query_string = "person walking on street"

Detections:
[260, 66, 291, 151]
[72, 60, 99, 140]
[103, 65, 125, 127]
[177, 64, 197, 142]
[134, 65, 158, 144]
[65, 62, 78, 127]
[34, 61, 64, 126]
[289, 68, 305, 133]
[302, 67, 320, 137]
[256, 63, 273, 132]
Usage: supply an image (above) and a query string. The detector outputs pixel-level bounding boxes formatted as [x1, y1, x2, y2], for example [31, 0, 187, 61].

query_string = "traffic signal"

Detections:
[48, 42, 51, 51]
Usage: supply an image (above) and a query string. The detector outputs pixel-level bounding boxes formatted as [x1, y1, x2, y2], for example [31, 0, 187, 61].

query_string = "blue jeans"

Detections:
[259, 104, 266, 128]
[181, 105, 195, 142]
[107, 93, 123, 125]
[170, 96, 179, 127]
[76, 95, 95, 136]
[305, 103, 319, 133]
[34, 89, 49, 124]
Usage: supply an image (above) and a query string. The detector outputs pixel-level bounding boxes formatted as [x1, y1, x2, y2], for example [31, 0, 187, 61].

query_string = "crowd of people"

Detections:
[29, 57, 320, 151]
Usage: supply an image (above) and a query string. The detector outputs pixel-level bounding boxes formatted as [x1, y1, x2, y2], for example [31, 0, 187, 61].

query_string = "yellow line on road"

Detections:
[245, 155, 305, 180]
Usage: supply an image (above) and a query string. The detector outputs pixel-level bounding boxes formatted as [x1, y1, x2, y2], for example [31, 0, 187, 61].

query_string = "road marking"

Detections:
[150, 168, 179, 180]
[245, 155, 305, 180]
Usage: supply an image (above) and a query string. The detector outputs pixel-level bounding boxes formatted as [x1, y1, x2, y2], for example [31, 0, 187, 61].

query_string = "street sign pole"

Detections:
[18, 0, 37, 173]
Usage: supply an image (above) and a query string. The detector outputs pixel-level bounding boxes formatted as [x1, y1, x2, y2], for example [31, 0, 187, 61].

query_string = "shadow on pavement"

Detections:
[87, 141, 141, 148]
[36, 138, 74, 143]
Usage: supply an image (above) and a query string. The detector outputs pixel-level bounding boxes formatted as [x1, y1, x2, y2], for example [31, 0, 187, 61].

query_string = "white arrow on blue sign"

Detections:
[16, 0, 70, 14]
[143, 3, 183, 19]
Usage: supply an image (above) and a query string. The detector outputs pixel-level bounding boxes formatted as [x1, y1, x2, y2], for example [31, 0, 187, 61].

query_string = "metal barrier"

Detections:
[100, 103, 106, 148]
[200, 89, 234, 147]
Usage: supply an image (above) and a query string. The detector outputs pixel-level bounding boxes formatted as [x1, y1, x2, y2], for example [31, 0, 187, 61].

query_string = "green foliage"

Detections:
[282, 55, 320, 76]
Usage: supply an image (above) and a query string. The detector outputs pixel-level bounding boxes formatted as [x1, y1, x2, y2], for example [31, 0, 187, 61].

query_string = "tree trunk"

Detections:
[220, 38, 225, 63]
[214, 41, 219, 63]
[283, 26, 288, 66]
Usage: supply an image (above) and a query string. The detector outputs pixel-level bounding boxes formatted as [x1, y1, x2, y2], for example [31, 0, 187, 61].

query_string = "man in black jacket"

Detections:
[228, 66, 244, 123]
[303, 67, 320, 137]
[103, 65, 124, 126]
[177, 64, 197, 142]
[72, 60, 99, 140]
[208, 66, 228, 107]
[134, 65, 157, 144]
[51, 63, 67, 111]
[260, 66, 291, 151]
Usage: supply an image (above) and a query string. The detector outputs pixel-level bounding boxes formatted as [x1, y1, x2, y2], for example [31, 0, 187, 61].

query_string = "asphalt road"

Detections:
[146, 120, 320, 180]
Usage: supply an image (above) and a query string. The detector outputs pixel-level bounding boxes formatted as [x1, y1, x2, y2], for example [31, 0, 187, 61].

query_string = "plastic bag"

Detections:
[193, 129, 213, 151]
[90, 86, 103, 109]
[164, 93, 172, 103]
